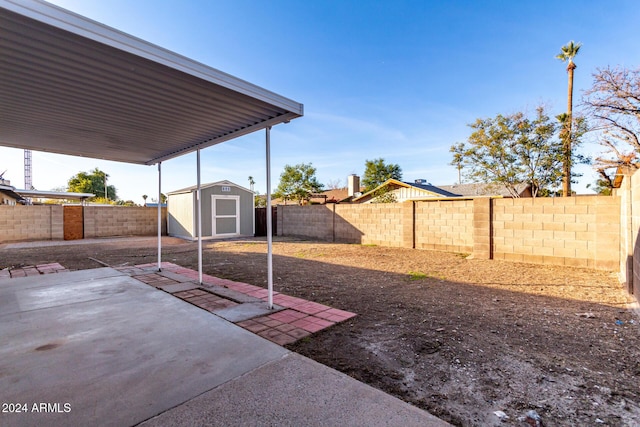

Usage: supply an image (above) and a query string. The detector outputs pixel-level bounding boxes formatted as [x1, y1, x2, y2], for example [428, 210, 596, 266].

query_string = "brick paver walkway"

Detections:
[128, 262, 357, 346]
[0, 262, 68, 278]
[3, 262, 356, 346]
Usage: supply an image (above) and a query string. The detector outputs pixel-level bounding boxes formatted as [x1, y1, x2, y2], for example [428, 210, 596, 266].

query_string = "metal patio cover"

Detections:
[0, 0, 303, 165]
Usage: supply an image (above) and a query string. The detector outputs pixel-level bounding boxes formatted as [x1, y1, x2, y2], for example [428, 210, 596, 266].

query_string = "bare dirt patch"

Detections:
[1, 236, 639, 426]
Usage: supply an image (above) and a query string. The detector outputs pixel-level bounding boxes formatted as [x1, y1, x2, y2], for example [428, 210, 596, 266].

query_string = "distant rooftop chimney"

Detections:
[348, 174, 360, 198]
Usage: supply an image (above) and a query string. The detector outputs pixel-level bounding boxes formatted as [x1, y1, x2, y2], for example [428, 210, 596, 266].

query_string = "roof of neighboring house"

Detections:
[309, 187, 366, 203]
[15, 189, 95, 200]
[406, 182, 460, 197]
[352, 179, 458, 203]
[438, 183, 531, 197]
[313, 188, 348, 202]
[167, 180, 253, 195]
[0, 182, 24, 202]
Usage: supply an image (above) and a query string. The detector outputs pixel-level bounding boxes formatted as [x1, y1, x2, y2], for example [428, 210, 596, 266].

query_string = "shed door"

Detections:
[212, 195, 240, 236]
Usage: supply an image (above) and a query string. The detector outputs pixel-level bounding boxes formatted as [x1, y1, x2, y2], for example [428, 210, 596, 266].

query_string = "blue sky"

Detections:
[2, 0, 639, 202]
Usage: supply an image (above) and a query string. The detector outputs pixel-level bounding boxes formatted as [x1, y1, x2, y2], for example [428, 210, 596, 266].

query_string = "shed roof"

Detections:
[167, 180, 253, 196]
[0, 0, 303, 165]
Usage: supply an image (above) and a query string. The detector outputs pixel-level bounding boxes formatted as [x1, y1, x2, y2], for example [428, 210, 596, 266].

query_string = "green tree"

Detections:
[371, 188, 397, 203]
[556, 40, 582, 196]
[67, 168, 117, 200]
[255, 193, 267, 208]
[586, 176, 614, 196]
[273, 163, 324, 205]
[452, 106, 581, 197]
[362, 158, 402, 192]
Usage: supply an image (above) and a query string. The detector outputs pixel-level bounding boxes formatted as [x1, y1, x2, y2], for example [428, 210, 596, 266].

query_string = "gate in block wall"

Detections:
[254, 207, 277, 236]
[63, 205, 84, 240]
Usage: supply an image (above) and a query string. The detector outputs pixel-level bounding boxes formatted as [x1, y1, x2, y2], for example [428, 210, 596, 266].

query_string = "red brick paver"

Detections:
[4, 263, 67, 278]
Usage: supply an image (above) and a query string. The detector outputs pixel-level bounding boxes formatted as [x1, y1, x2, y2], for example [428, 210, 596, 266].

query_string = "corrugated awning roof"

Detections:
[0, 0, 303, 165]
[15, 189, 95, 200]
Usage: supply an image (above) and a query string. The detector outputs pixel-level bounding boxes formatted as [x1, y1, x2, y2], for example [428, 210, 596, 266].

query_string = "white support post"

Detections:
[266, 126, 273, 309]
[197, 149, 203, 284]
[157, 162, 162, 272]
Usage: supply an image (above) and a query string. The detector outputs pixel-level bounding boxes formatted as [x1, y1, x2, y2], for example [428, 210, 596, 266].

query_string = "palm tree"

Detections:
[556, 40, 582, 197]
[142, 194, 148, 206]
[449, 142, 465, 184]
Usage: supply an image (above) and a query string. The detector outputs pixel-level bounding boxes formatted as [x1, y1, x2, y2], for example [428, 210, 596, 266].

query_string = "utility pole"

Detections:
[24, 149, 33, 204]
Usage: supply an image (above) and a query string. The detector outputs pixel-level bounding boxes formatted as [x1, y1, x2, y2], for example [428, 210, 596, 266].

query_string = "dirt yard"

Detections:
[1, 236, 639, 426]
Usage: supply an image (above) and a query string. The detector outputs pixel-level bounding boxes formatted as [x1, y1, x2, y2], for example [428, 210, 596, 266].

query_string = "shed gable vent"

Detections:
[221, 186, 231, 192]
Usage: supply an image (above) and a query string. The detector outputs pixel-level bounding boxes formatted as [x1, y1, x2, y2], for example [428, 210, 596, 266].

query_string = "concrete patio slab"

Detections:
[204, 284, 267, 303]
[0, 266, 122, 285]
[0, 268, 287, 427]
[213, 301, 283, 323]
[157, 282, 199, 293]
[157, 270, 195, 283]
[140, 352, 450, 427]
[0, 270, 134, 315]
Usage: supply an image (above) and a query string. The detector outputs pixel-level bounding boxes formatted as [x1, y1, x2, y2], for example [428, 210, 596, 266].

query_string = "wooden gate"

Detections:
[254, 207, 277, 237]
[63, 205, 84, 240]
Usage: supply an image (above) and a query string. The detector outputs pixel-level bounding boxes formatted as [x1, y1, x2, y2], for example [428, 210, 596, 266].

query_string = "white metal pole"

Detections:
[197, 149, 203, 284]
[157, 162, 162, 272]
[266, 126, 273, 309]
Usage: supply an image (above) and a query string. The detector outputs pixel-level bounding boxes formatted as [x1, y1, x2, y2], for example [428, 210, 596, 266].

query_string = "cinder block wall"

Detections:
[336, 204, 404, 246]
[277, 196, 621, 271]
[0, 205, 167, 243]
[0, 205, 64, 242]
[276, 204, 405, 247]
[84, 206, 167, 238]
[414, 199, 474, 253]
[629, 172, 640, 296]
[492, 197, 620, 270]
[277, 205, 334, 240]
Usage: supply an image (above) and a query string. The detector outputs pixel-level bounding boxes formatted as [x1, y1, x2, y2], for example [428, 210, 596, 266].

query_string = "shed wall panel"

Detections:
[168, 192, 195, 238]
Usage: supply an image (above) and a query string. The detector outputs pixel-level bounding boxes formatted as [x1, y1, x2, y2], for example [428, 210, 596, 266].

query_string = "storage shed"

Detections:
[168, 180, 254, 239]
